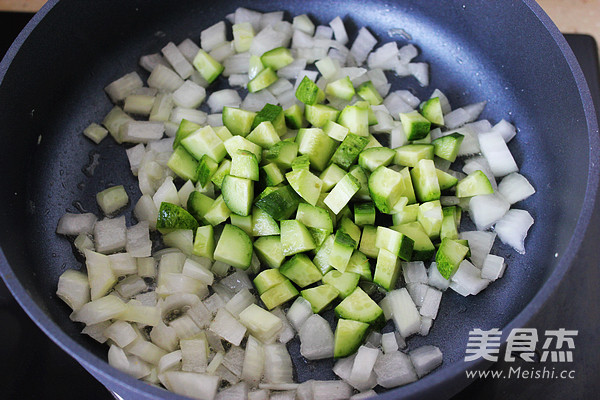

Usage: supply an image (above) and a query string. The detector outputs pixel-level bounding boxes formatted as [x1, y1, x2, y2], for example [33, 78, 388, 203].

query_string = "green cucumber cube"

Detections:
[253, 236, 285, 268]
[231, 150, 259, 181]
[325, 76, 355, 101]
[260, 280, 299, 310]
[354, 202, 376, 226]
[305, 104, 341, 128]
[156, 202, 199, 234]
[432, 132, 464, 162]
[260, 47, 294, 70]
[358, 225, 379, 259]
[324, 174, 361, 215]
[456, 170, 494, 197]
[411, 159, 441, 202]
[322, 270, 360, 299]
[334, 287, 383, 325]
[180, 126, 227, 162]
[193, 225, 215, 260]
[374, 248, 400, 291]
[420, 97, 445, 126]
[337, 105, 369, 137]
[222, 106, 256, 137]
[296, 76, 326, 105]
[280, 254, 323, 288]
[214, 224, 253, 269]
[356, 81, 383, 105]
[334, 319, 369, 358]
[399, 110, 431, 141]
[394, 144, 435, 167]
[221, 175, 254, 217]
[265, 140, 299, 170]
[436, 238, 470, 279]
[192, 49, 224, 83]
[330, 133, 370, 170]
[280, 220, 316, 256]
[254, 268, 286, 295]
[368, 166, 405, 214]
[252, 104, 287, 136]
[301, 284, 339, 313]
[296, 128, 337, 171]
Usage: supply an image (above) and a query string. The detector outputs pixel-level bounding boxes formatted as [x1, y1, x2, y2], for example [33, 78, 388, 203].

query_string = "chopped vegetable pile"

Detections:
[56, 7, 536, 400]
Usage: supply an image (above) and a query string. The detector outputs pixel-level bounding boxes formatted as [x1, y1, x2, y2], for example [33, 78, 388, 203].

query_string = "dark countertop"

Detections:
[1, 12, 598, 400]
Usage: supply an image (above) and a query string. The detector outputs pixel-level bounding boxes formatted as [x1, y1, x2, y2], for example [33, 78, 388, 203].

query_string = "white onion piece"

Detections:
[277, 58, 307, 79]
[398, 44, 418, 63]
[409, 345, 443, 378]
[228, 73, 249, 88]
[126, 222, 152, 258]
[104, 72, 143, 103]
[234, 7, 262, 31]
[114, 275, 146, 298]
[481, 254, 506, 281]
[170, 107, 207, 125]
[150, 322, 179, 352]
[497, 172, 536, 204]
[207, 113, 224, 126]
[286, 296, 314, 331]
[158, 350, 182, 373]
[207, 89, 242, 113]
[220, 270, 254, 292]
[378, 296, 392, 320]
[108, 344, 151, 379]
[350, 346, 380, 387]
[93, 216, 127, 254]
[260, 11, 284, 30]
[350, 390, 377, 400]
[365, 331, 382, 347]
[408, 62, 429, 86]
[367, 42, 399, 70]
[419, 287, 443, 319]
[384, 92, 414, 115]
[242, 91, 279, 112]
[459, 230, 496, 268]
[251, 26, 290, 56]
[494, 209, 534, 254]
[333, 354, 377, 391]
[181, 338, 208, 373]
[387, 288, 421, 338]
[125, 143, 145, 175]
[350, 27, 377, 65]
[390, 124, 408, 149]
[172, 80, 206, 108]
[381, 332, 399, 354]
[427, 262, 450, 291]
[56, 212, 97, 236]
[204, 292, 226, 314]
[242, 335, 264, 387]
[492, 119, 517, 142]
[444, 107, 471, 129]
[463, 156, 498, 191]
[177, 38, 200, 62]
[450, 260, 490, 295]
[248, 390, 269, 400]
[139, 53, 168, 73]
[224, 52, 251, 76]
[310, 380, 353, 400]
[406, 283, 427, 307]
[201, 21, 227, 52]
[152, 176, 179, 208]
[315, 25, 333, 39]
[216, 382, 249, 400]
[210, 309, 247, 346]
[134, 194, 158, 229]
[164, 371, 220, 400]
[225, 288, 257, 318]
[81, 321, 110, 343]
[72, 295, 126, 325]
[468, 193, 510, 231]
[270, 307, 295, 344]
[56, 269, 90, 311]
[430, 88, 451, 114]
[147, 64, 184, 92]
[419, 316, 433, 336]
[162, 42, 194, 79]
[478, 131, 519, 177]
[373, 351, 417, 388]
[329, 16, 349, 45]
[299, 314, 334, 360]
[263, 343, 294, 383]
[402, 261, 428, 284]
[223, 346, 246, 377]
[210, 41, 236, 63]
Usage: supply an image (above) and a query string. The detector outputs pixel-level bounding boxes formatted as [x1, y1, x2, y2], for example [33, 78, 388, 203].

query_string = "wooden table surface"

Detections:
[0, 0, 598, 43]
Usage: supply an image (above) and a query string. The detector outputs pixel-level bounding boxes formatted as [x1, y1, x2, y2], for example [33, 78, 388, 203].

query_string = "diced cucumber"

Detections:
[329, 230, 356, 272]
[432, 132, 464, 162]
[291, 154, 310, 171]
[324, 173, 361, 215]
[420, 97, 444, 126]
[187, 191, 214, 224]
[394, 144, 435, 167]
[210, 159, 231, 189]
[374, 248, 401, 291]
[203, 195, 231, 226]
[249, 54, 265, 80]
[417, 200, 443, 239]
[436, 238, 470, 279]
[214, 126, 233, 142]
[260, 47, 294, 70]
[354, 202, 376, 226]
[346, 250, 372, 281]
[255, 185, 300, 221]
[261, 280, 299, 310]
[338, 217, 361, 248]
[231, 150, 259, 181]
[308, 228, 330, 247]
[221, 175, 254, 216]
[253, 236, 285, 268]
[252, 103, 287, 136]
[181, 126, 227, 162]
[193, 225, 215, 260]
[254, 268, 287, 295]
[331, 133, 370, 170]
[399, 111, 431, 141]
[319, 163, 347, 192]
[280, 220, 316, 256]
[295, 76, 325, 105]
[214, 224, 253, 269]
[222, 107, 256, 137]
[192, 49, 224, 83]
[375, 226, 414, 261]
[335, 287, 383, 325]
[368, 166, 405, 214]
[436, 169, 459, 191]
[348, 165, 371, 201]
[322, 270, 360, 299]
[357, 81, 383, 105]
[334, 319, 369, 358]
[246, 121, 281, 149]
[456, 170, 494, 197]
[286, 169, 323, 206]
[156, 202, 199, 234]
[280, 254, 323, 288]
[167, 146, 199, 182]
[359, 225, 379, 259]
[392, 203, 419, 225]
[265, 140, 299, 170]
[301, 284, 340, 313]
[284, 104, 305, 129]
[440, 208, 459, 240]
[313, 234, 335, 275]
[337, 105, 369, 137]
[173, 119, 202, 149]
[305, 104, 341, 128]
[296, 203, 333, 232]
[358, 147, 396, 172]
[398, 167, 417, 204]
[323, 120, 350, 142]
[410, 159, 441, 202]
[354, 101, 378, 125]
[196, 155, 219, 187]
[261, 163, 284, 187]
[230, 214, 253, 236]
[325, 76, 355, 101]
[252, 206, 280, 236]
[224, 135, 262, 162]
[392, 222, 436, 261]
[296, 128, 337, 171]
[247, 67, 278, 93]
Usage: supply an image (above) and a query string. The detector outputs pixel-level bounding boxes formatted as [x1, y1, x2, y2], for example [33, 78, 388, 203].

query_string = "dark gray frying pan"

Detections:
[0, 0, 598, 399]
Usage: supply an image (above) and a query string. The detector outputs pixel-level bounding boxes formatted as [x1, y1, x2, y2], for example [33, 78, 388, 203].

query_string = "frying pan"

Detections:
[0, 0, 598, 398]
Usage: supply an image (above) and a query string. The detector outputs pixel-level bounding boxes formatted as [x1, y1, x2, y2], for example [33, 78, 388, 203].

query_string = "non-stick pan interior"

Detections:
[0, 0, 595, 398]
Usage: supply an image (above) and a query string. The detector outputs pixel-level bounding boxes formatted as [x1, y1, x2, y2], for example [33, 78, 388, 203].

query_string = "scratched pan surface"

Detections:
[0, 0, 598, 399]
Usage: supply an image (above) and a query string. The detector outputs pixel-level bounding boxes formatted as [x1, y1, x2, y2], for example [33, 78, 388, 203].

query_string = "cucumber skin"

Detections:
[156, 202, 200, 233]
[255, 185, 300, 221]
[331, 134, 370, 170]
[334, 319, 369, 358]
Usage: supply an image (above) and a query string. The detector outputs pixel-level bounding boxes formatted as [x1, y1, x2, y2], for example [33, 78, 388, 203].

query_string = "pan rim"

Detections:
[0, 0, 598, 398]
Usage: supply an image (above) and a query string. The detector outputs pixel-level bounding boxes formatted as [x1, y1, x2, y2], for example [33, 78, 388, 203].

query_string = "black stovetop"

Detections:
[1, 11, 598, 400]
